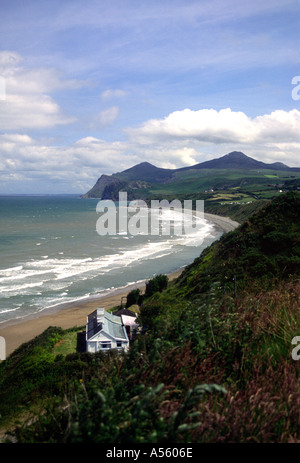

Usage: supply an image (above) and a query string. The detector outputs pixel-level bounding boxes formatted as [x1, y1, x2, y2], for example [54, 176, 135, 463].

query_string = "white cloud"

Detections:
[1, 106, 300, 194]
[0, 51, 81, 130]
[123, 107, 300, 168]
[89, 106, 120, 130]
[73, 136, 132, 169]
[127, 107, 300, 147]
[0, 133, 138, 193]
[253, 110, 300, 143]
[127, 108, 254, 144]
[101, 89, 127, 101]
[99, 106, 119, 127]
[1, 94, 76, 130]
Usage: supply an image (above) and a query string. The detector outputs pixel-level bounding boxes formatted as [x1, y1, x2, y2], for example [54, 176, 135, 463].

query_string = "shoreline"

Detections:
[0, 268, 184, 357]
[0, 213, 239, 357]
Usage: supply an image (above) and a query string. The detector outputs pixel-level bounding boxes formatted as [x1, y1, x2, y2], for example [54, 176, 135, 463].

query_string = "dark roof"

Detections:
[112, 307, 136, 317]
[87, 319, 102, 339]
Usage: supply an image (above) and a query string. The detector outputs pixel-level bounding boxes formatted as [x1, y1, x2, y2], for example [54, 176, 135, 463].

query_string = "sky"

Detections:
[0, 0, 300, 194]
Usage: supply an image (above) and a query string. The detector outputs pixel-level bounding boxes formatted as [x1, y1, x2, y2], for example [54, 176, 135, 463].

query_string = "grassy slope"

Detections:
[123, 168, 300, 223]
[87, 165, 300, 205]
[0, 192, 299, 443]
[176, 191, 300, 293]
[203, 199, 269, 222]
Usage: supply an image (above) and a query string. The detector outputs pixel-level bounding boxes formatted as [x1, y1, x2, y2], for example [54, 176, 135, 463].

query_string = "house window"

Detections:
[100, 342, 111, 349]
[116, 341, 122, 348]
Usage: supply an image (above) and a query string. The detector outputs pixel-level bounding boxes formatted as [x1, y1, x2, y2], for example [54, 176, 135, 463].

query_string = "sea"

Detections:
[0, 195, 222, 324]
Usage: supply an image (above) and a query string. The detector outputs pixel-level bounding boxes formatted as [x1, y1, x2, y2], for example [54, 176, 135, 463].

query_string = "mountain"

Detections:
[180, 151, 291, 171]
[82, 151, 300, 199]
[82, 161, 174, 198]
[120, 161, 174, 182]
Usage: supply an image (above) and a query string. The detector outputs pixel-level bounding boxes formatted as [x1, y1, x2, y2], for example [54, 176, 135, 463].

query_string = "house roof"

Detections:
[87, 309, 128, 342]
[86, 317, 102, 339]
[121, 314, 138, 326]
[113, 307, 136, 317]
[104, 312, 127, 340]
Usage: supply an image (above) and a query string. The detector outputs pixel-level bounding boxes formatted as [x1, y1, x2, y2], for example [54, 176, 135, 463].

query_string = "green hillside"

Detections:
[0, 192, 299, 443]
[83, 153, 300, 220]
[176, 190, 300, 295]
[87, 167, 300, 204]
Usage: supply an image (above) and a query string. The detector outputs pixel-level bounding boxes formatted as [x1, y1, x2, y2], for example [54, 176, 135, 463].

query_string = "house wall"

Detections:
[86, 331, 129, 353]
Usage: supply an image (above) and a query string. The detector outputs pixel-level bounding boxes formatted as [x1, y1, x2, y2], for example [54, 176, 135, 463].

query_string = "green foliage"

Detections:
[126, 288, 142, 308]
[12, 381, 227, 443]
[53, 328, 82, 357]
[145, 274, 169, 298]
[204, 199, 269, 222]
[1, 193, 300, 443]
[176, 192, 300, 296]
[0, 327, 64, 421]
[138, 299, 165, 330]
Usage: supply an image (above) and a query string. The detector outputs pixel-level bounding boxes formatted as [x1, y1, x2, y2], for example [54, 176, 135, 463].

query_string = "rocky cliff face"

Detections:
[81, 174, 124, 198]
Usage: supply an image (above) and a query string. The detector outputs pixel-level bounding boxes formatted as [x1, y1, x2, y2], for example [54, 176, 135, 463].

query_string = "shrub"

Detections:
[145, 274, 168, 298]
[126, 288, 142, 307]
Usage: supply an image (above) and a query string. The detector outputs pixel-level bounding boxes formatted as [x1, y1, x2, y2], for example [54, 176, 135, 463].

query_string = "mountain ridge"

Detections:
[82, 151, 300, 199]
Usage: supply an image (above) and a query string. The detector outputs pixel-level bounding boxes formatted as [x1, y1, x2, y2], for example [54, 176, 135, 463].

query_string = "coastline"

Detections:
[0, 213, 239, 357]
[0, 268, 184, 357]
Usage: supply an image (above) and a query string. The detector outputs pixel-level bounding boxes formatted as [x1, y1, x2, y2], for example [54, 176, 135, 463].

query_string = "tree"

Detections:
[145, 274, 168, 299]
[126, 288, 142, 308]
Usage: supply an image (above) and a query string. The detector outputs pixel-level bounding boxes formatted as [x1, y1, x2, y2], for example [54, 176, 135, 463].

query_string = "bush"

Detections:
[145, 274, 168, 298]
[138, 300, 165, 330]
[126, 288, 142, 307]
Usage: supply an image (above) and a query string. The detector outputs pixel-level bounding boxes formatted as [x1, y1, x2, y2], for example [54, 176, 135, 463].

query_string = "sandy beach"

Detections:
[0, 213, 239, 357]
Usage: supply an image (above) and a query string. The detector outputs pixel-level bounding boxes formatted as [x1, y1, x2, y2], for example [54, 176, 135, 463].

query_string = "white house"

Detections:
[86, 308, 129, 353]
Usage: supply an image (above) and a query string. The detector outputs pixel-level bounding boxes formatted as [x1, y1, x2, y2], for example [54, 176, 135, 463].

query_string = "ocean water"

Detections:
[0, 195, 222, 324]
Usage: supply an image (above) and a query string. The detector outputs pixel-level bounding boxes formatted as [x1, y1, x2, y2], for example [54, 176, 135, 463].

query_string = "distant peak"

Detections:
[123, 161, 157, 172]
[225, 151, 248, 158]
[138, 162, 155, 167]
[271, 161, 289, 168]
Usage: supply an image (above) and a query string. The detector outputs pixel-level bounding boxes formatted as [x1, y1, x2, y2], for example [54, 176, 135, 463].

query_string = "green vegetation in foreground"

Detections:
[0, 192, 299, 443]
